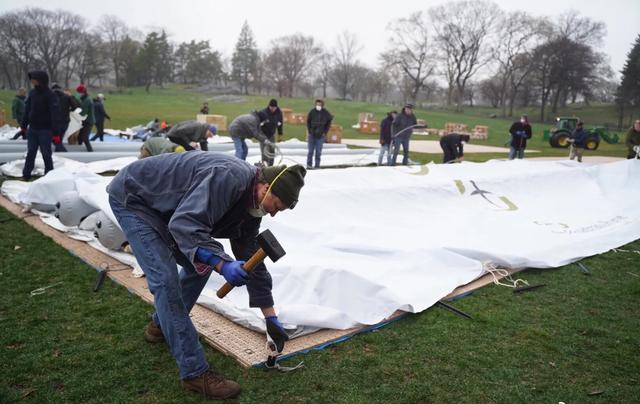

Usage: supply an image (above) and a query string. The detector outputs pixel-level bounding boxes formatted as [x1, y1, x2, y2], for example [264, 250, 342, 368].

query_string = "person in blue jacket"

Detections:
[21, 70, 63, 180]
[107, 152, 306, 399]
[568, 121, 588, 162]
[508, 115, 532, 160]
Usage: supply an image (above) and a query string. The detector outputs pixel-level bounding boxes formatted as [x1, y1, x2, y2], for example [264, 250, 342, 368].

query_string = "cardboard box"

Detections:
[196, 114, 227, 131]
[281, 108, 294, 123]
[359, 120, 380, 134]
[472, 125, 489, 140]
[289, 112, 306, 125]
[326, 124, 343, 143]
[358, 112, 375, 125]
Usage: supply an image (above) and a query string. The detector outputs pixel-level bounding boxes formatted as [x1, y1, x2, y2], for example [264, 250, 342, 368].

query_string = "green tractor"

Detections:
[547, 117, 619, 151]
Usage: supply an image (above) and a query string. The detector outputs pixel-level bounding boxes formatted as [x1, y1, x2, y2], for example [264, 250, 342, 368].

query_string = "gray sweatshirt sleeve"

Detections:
[168, 167, 245, 264]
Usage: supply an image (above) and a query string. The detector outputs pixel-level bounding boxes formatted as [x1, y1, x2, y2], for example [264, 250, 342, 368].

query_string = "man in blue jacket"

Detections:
[508, 115, 532, 160]
[107, 152, 306, 399]
[390, 104, 418, 166]
[568, 121, 588, 162]
[21, 70, 63, 180]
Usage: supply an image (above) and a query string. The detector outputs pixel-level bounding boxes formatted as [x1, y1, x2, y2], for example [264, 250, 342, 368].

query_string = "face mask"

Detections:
[520, 119, 526, 124]
[248, 205, 267, 218]
[315, 105, 322, 111]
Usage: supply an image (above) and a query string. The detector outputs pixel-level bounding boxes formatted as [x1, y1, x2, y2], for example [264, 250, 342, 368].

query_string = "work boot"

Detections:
[181, 370, 241, 400]
[144, 320, 165, 343]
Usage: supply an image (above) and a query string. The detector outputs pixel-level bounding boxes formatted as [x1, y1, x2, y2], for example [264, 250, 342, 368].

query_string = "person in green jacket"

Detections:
[625, 119, 640, 159]
[76, 84, 94, 152]
[139, 137, 186, 158]
[10, 88, 27, 140]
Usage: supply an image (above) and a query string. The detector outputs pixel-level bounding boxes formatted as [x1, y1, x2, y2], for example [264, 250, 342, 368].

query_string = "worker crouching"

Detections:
[106, 152, 306, 399]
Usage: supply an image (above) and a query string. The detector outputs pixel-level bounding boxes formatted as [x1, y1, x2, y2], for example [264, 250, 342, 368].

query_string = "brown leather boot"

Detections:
[181, 370, 241, 399]
[143, 320, 165, 343]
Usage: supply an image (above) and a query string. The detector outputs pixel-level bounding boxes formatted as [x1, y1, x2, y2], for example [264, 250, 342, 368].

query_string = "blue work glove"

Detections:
[220, 260, 248, 287]
[265, 316, 289, 354]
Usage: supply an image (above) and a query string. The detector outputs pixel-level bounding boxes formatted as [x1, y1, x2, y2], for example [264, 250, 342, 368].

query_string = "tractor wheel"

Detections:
[585, 136, 600, 151]
[550, 131, 570, 148]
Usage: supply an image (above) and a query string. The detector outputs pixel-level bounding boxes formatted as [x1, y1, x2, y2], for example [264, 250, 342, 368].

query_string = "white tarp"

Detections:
[2, 159, 639, 334]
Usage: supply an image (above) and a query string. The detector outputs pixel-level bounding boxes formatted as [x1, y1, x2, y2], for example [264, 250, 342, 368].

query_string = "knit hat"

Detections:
[404, 103, 414, 109]
[262, 165, 307, 209]
[269, 99, 278, 107]
[208, 124, 217, 135]
[76, 84, 87, 94]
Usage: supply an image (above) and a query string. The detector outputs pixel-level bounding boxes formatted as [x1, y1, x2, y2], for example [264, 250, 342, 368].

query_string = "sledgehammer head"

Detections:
[258, 229, 286, 263]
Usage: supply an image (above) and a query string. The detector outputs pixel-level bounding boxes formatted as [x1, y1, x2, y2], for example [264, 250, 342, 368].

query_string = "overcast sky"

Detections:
[1, 0, 638, 79]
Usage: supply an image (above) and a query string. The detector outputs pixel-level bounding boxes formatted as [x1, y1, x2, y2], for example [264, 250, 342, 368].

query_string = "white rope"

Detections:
[611, 248, 640, 255]
[483, 262, 529, 289]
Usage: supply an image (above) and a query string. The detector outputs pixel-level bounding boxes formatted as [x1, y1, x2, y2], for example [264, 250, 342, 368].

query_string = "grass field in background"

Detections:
[1, 207, 639, 402]
[0, 85, 631, 160]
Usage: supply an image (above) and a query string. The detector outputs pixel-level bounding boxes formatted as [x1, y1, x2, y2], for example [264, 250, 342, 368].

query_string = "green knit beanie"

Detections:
[262, 165, 307, 208]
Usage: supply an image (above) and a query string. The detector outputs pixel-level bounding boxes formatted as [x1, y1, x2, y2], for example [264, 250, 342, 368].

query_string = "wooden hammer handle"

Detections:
[216, 248, 267, 298]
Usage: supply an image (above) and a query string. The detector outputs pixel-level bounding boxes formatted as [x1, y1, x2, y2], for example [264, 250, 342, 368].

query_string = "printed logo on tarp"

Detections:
[533, 216, 632, 234]
[454, 179, 518, 211]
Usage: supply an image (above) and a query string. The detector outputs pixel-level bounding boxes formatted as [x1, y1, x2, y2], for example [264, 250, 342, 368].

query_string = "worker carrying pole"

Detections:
[107, 152, 306, 400]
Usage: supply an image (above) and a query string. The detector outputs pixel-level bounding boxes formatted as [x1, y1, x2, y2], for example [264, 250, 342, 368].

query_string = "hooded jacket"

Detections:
[93, 99, 110, 124]
[11, 95, 26, 122]
[570, 127, 588, 148]
[107, 152, 274, 307]
[509, 120, 532, 149]
[391, 109, 417, 139]
[380, 113, 394, 145]
[79, 93, 95, 126]
[259, 106, 283, 137]
[306, 107, 333, 138]
[21, 70, 63, 134]
[52, 88, 80, 124]
[228, 112, 269, 142]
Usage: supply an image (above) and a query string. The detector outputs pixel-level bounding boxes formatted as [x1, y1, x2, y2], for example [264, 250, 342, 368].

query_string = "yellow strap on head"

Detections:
[262, 166, 289, 204]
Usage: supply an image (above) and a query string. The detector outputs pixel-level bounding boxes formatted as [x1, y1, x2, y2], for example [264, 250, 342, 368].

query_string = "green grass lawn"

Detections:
[1, 206, 639, 402]
[1, 85, 631, 160]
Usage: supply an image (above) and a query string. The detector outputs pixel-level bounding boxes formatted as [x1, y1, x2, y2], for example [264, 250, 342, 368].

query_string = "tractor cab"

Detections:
[555, 117, 578, 132]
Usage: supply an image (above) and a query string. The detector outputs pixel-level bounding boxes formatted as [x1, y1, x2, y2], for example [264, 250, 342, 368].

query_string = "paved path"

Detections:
[342, 138, 538, 154]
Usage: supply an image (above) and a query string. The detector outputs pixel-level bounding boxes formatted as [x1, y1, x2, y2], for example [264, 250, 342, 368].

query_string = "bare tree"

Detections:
[263, 33, 320, 97]
[314, 51, 333, 98]
[493, 11, 544, 116]
[381, 11, 436, 104]
[98, 15, 130, 87]
[24, 8, 86, 82]
[328, 31, 363, 99]
[0, 11, 37, 87]
[429, 0, 499, 111]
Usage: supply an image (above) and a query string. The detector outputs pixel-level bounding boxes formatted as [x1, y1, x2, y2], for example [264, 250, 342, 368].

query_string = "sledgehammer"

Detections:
[216, 229, 286, 298]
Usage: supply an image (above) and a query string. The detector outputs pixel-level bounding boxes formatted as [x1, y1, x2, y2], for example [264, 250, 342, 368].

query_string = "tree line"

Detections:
[0, 3, 637, 125]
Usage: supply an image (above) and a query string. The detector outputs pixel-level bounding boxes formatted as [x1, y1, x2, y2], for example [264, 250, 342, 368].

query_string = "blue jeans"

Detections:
[391, 136, 410, 166]
[307, 135, 324, 168]
[232, 136, 248, 160]
[378, 144, 391, 165]
[23, 128, 53, 178]
[109, 197, 211, 380]
[509, 147, 524, 160]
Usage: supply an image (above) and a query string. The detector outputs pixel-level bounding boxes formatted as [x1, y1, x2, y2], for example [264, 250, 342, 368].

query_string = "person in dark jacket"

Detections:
[51, 83, 80, 152]
[440, 133, 470, 163]
[378, 111, 397, 165]
[508, 115, 532, 160]
[199, 102, 209, 114]
[20, 70, 63, 179]
[107, 153, 306, 399]
[90, 94, 111, 142]
[259, 99, 284, 166]
[76, 84, 94, 152]
[306, 99, 333, 169]
[10, 88, 27, 140]
[168, 120, 216, 151]
[568, 121, 588, 162]
[625, 119, 640, 159]
[228, 111, 271, 161]
[390, 104, 418, 166]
